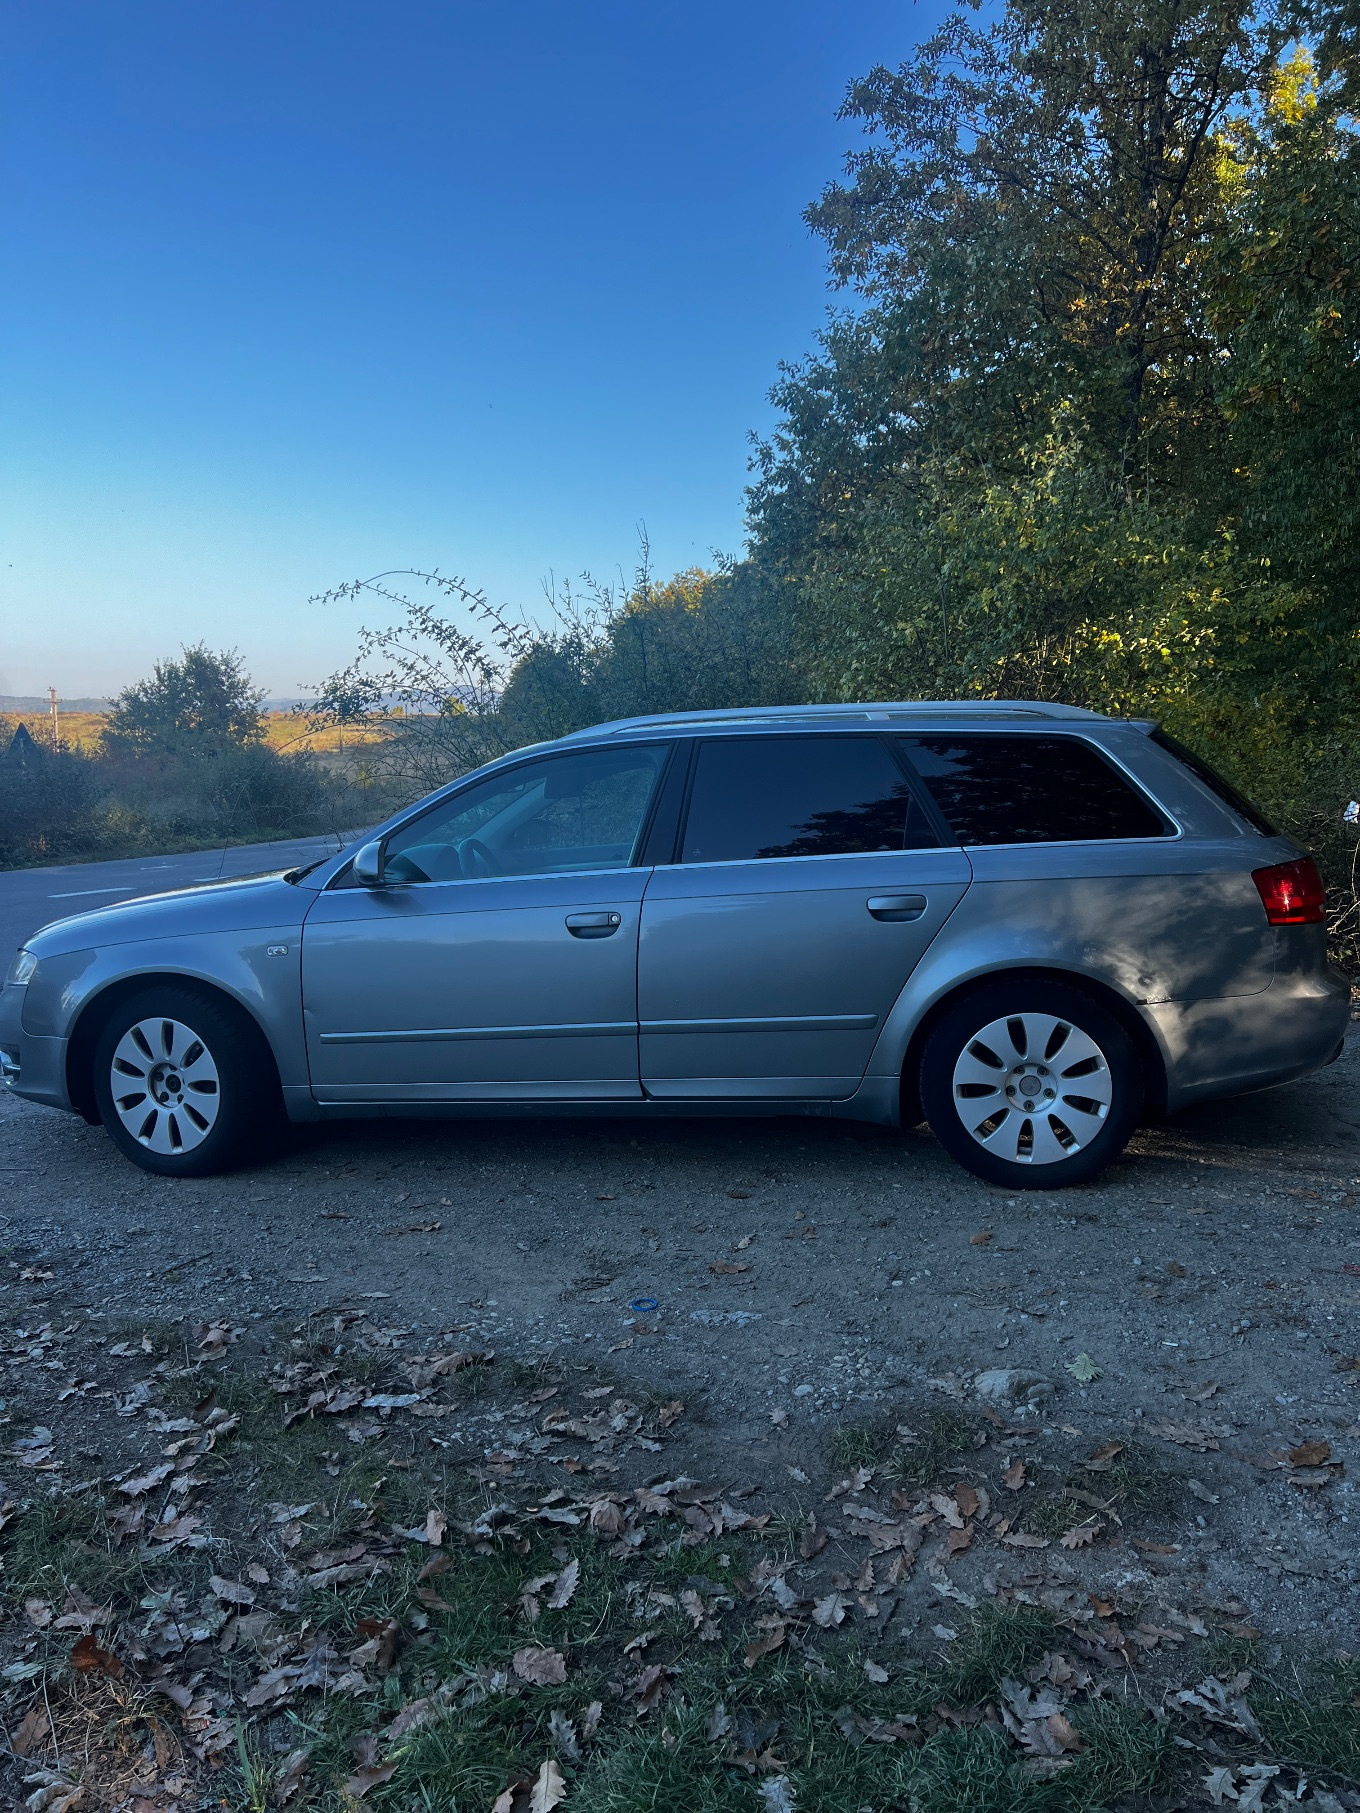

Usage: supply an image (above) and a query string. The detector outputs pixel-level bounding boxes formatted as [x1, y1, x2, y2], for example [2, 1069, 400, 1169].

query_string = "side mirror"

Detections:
[352, 838, 389, 886]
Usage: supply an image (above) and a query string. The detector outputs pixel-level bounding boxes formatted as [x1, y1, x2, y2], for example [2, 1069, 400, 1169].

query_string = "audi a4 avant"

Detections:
[2, 702, 1347, 1189]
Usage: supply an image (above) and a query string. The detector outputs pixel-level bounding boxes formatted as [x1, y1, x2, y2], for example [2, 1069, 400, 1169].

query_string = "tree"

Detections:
[102, 645, 266, 760]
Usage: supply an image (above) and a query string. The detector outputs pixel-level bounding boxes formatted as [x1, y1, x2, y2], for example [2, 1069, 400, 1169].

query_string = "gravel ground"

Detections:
[3, 1035, 1359, 1645]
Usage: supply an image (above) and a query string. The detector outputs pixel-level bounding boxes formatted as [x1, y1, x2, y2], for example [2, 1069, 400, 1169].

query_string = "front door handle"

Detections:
[867, 894, 927, 923]
[566, 912, 623, 938]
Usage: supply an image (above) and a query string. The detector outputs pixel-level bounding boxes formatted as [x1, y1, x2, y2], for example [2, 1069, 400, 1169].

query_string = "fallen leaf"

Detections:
[117, 1462, 174, 1497]
[657, 1399, 685, 1427]
[710, 1262, 750, 1276]
[1002, 1459, 1027, 1491]
[744, 1625, 786, 1667]
[209, 1575, 256, 1607]
[345, 1762, 397, 1799]
[812, 1593, 850, 1629]
[24, 1598, 53, 1628]
[9, 1705, 51, 1756]
[548, 1558, 580, 1610]
[513, 1646, 567, 1686]
[954, 1484, 980, 1519]
[1060, 1520, 1103, 1549]
[274, 1748, 310, 1804]
[970, 1231, 993, 1246]
[530, 1758, 568, 1812]
[1002, 1532, 1051, 1549]
[1148, 1421, 1220, 1452]
[1066, 1353, 1102, 1383]
[1287, 1439, 1331, 1467]
[69, 1633, 123, 1677]
[423, 1508, 448, 1547]
[864, 1658, 889, 1683]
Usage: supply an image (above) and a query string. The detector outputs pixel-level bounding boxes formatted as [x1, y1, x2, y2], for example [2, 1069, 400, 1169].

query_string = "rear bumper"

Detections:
[1150, 961, 1351, 1112]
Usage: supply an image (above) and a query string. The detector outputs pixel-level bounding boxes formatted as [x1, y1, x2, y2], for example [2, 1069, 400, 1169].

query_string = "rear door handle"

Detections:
[566, 912, 623, 938]
[867, 894, 927, 923]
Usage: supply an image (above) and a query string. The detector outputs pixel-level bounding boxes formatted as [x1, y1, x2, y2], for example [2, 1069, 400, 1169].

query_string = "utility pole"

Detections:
[48, 686, 60, 751]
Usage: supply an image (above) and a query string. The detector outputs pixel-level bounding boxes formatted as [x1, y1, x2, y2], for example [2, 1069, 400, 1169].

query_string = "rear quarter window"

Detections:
[897, 734, 1173, 845]
[1148, 730, 1278, 835]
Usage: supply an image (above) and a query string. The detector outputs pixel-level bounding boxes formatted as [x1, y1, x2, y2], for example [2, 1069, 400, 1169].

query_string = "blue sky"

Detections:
[0, 1, 945, 700]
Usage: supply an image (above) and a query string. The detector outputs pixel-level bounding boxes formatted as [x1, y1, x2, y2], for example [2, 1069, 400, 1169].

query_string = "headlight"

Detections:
[6, 949, 37, 988]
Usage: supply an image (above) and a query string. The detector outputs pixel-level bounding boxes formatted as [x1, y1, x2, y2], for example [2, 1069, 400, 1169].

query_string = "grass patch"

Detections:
[1252, 1662, 1360, 1781]
[943, 1603, 1060, 1703]
[887, 1409, 982, 1488]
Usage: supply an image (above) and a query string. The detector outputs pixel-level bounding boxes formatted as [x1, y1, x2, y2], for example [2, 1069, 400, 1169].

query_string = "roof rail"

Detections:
[558, 700, 1114, 739]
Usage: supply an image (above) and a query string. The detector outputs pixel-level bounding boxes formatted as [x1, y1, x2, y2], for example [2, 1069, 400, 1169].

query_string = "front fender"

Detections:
[25, 931, 308, 1116]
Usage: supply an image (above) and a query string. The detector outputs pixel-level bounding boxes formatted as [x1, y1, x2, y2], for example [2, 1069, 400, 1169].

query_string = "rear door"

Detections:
[637, 734, 971, 1099]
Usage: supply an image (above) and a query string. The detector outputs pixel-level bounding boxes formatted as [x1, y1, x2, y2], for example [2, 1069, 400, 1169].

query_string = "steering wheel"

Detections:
[460, 836, 500, 878]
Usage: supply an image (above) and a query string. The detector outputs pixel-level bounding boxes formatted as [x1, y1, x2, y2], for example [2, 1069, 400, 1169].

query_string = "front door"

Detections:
[638, 735, 971, 1099]
[302, 743, 668, 1103]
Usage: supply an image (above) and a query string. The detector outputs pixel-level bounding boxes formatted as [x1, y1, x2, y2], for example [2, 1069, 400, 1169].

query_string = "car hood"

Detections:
[26, 872, 312, 956]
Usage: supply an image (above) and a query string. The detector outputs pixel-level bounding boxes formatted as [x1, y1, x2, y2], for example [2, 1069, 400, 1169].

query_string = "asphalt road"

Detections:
[0, 832, 358, 968]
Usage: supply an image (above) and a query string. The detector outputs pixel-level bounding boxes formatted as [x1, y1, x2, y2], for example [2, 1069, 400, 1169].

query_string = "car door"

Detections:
[302, 742, 669, 1104]
[638, 734, 972, 1099]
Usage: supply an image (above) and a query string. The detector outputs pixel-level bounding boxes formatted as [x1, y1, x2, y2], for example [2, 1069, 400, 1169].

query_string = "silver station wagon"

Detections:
[1, 702, 1348, 1188]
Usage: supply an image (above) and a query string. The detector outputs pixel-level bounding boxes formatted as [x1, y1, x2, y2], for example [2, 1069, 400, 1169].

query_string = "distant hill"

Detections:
[0, 695, 111, 713]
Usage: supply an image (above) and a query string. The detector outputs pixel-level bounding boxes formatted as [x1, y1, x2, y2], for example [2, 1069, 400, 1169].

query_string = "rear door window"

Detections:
[897, 735, 1171, 845]
[679, 735, 938, 863]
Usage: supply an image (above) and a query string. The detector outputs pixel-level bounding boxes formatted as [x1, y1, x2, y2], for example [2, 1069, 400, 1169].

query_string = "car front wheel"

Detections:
[919, 979, 1143, 1189]
[92, 986, 280, 1176]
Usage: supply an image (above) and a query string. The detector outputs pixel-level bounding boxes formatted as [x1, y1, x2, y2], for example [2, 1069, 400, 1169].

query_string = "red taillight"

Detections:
[1251, 857, 1327, 926]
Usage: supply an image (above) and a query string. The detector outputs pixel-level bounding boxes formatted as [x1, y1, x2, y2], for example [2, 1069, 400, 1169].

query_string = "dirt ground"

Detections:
[3, 1025, 1358, 1659]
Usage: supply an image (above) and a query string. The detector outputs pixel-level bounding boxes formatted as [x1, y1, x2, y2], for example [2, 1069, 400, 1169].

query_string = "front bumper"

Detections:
[0, 976, 73, 1113]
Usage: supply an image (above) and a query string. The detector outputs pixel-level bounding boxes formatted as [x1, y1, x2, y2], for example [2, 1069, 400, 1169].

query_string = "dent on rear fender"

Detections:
[863, 872, 1274, 1082]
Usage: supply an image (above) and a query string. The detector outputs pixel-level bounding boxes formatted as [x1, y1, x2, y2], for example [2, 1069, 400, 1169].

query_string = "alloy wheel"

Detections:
[108, 1016, 222, 1155]
[950, 1010, 1113, 1165]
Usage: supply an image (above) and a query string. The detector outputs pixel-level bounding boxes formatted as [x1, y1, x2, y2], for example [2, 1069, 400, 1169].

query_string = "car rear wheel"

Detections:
[919, 979, 1143, 1189]
[92, 986, 281, 1176]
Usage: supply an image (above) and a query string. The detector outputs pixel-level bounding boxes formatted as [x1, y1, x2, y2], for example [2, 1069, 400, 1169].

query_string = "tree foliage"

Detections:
[102, 644, 266, 759]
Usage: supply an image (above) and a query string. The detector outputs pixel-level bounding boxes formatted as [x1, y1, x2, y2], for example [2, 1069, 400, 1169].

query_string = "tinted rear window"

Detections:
[1149, 730, 1277, 835]
[898, 735, 1170, 845]
[680, 736, 938, 863]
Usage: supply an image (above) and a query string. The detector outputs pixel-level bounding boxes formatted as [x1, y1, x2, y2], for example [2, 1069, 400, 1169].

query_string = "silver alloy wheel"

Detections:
[951, 1010, 1113, 1165]
[109, 1016, 222, 1155]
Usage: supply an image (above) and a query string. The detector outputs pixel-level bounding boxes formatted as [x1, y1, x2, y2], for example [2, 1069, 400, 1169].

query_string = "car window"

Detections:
[679, 736, 939, 864]
[381, 745, 668, 882]
[1149, 729, 1278, 834]
[898, 735, 1171, 845]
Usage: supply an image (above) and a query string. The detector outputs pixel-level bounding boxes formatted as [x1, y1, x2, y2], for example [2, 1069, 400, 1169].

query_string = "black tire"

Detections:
[92, 985, 283, 1177]
[918, 978, 1143, 1190]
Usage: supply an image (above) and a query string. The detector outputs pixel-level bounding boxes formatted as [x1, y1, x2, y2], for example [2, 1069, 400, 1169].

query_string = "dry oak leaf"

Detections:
[744, 1627, 786, 1668]
[547, 1558, 580, 1610]
[513, 1646, 567, 1686]
[345, 1762, 397, 1799]
[1001, 1459, 1027, 1491]
[1002, 1532, 1051, 1549]
[423, 1508, 448, 1546]
[812, 1593, 851, 1629]
[209, 1574, 256, 1607]
[9, 1705, 51, 1756]
[656, 1399, 685, 1428]
[1060, 1520, 1104, 1549]
[954, 1484, 980, 1519]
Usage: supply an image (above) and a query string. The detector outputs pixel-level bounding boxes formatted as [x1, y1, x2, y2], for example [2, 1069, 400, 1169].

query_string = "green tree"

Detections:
[103, 645, 266, 759]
